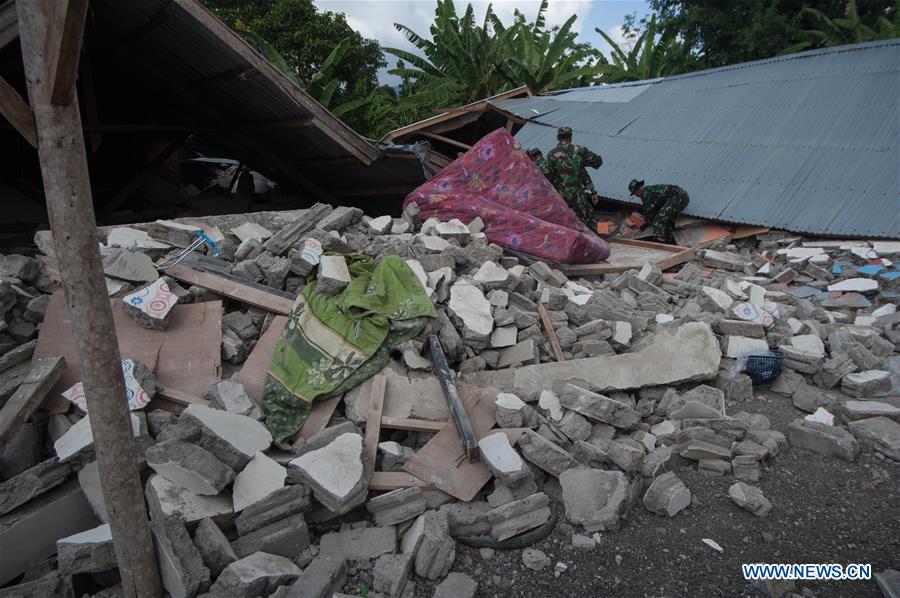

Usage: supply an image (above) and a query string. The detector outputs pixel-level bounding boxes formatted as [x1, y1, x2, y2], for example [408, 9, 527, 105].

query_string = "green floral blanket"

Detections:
[263, 254, 436, 447]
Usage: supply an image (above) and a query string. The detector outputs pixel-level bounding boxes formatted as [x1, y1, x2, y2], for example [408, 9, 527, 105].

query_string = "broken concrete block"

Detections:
[434, 219, 471, 243]
[146, 439, 235, 496]
[0, 458, 72, 515]
[122, 277, 179, 330]
[494, 392, 525, 428]
[378, 441, 416, 472]
[373, 552, 413, 598]
[366, 487, 427, 527]
[486, 492, 551, 541]
[289, 432, 368, 515]
[513, 322, 721, 394]
[181, 404, 271, 470]
[522, 548, 551, 571]
[838, 400, 900, 423]
[847, 417, 900, 460]
[791, 382, 835, 413]
[146, 474, 234, 526]
[478, 432, 529, 483]
[231, 512, 310, 559]
[61, 359, 155, 414]
[489, 325, 517, 348]
[193, 517, 237, 579]
[558, 383, 641, 429]
[433, 572, 477, 598]
[448, 280, 494, 346]
[316, 255, 351, 296]
[151, 515, 211, 598]
[787, 420, 859, 461]
[319, 525, 396, 560]
[728, 482, 772, 517]
[76, 461, 107, 523]
[56, 523, 116, 575]
[410, 510, 455, 581]
[724, 335, 769, 358]
[680, 438, 731, 461]
[607, 439, 645, 472]
[702, 250, 750, 271]
[560, 468, 631, 532]
[203, 380, 261, 419]
[496, 338, 538, 368]
[841, 370, 891, 397]
[732, 455, 761, 482]
[642, 472, 690, 517]
[54, 412, 141, 463]
[236, 485, 312, 536]
[101, 249, 158, 283]
[209, 551, 301, 598]
[474, 261, 510, 292]
[517, 430, 578, 477]
[233, 452, 286, 513]
[271, 554, 347, 598]
[538, 389, 564, 421]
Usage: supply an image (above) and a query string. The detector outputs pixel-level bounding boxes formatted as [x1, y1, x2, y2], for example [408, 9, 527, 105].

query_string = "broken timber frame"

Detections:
[16, 1, 162, 596]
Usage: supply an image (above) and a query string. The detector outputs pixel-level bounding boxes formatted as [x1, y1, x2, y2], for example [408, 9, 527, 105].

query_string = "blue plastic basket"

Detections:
[743, 350, 784, 385]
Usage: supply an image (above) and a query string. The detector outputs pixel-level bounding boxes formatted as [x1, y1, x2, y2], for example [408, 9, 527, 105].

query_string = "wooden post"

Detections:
[16, 2, 162, 597]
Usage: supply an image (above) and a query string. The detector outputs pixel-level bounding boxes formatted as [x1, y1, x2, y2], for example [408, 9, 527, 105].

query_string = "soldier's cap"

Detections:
[628, 179, 645, 195]
[526, 148, 543, 158]
[557, 126, 573, 138]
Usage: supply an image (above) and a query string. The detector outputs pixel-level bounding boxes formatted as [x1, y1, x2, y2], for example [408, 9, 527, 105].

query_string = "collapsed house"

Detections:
[0, 0, 429, 236]
[0, 1, 899, 596]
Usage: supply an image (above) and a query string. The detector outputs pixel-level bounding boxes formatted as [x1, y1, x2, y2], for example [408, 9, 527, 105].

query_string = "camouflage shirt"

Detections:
[640, 184, 687, 215]
[545, 141, 603, 228]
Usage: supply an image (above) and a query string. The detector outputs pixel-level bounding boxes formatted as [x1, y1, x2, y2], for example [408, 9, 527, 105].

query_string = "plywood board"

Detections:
[560, 239, 692, 276]
[232, 316, 287, 404]
[402, 385, 496, 502]
[34, 292, 222, 412]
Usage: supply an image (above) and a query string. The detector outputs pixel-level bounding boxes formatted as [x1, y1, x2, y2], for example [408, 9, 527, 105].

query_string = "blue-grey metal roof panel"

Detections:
[499, 40, 900, 238]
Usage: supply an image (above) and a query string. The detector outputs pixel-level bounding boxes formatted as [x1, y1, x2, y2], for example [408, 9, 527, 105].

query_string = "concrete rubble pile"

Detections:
[0, 203, 898, 597]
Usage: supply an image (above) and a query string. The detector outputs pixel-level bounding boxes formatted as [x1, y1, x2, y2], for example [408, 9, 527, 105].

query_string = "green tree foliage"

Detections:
[202, 0, 386, 134]
[595, 14, 698, 83]
[645, 0, 896, 68]
[781, 0, 900, 53]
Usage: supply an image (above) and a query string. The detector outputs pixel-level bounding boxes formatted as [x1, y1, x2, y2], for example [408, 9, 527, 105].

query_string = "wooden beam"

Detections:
[295, 394, 341, 441]
[537, 303, 566, 363]
[0, 356, 66, 447]
[0, 75, 36, 147]
[196, 65, 258, 87]
[363, 375, 386, 471]
[50, 0, 88, 106]
[0, 0, 17, 50]
[164, 263, 295, 315]
[419, 130, 472, 151]
[17, 0, 162, 594]
[154, 385, 210, 409]
[77, 49, 102, 153]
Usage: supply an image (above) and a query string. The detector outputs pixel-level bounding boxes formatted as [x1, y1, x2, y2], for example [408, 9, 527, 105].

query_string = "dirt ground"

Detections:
[344, 391, 900, 597]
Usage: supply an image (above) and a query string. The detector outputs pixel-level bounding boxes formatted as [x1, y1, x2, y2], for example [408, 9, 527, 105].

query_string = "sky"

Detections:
[313, 0, 652, 85]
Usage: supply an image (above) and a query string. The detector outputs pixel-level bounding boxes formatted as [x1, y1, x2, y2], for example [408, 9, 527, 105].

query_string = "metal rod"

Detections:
[428, 335, 479, 463]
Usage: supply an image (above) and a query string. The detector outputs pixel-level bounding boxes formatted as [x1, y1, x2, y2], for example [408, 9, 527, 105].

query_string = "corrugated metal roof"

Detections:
[496, 40, 900, 238]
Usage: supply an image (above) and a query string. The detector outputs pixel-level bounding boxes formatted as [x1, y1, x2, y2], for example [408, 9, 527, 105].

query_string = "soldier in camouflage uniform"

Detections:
[545, 126, 603, 230]
[526, 148, 548, 176]
[628, 179, 690, 244]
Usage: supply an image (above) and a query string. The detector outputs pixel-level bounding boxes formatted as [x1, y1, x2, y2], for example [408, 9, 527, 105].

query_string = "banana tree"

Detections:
[780, 0, 900, 55]
[491, 0, 605, 92]
[595, 14, 695, 83]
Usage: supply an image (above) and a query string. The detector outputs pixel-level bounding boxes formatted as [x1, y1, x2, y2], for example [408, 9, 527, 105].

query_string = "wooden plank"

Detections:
[34, 293, 222, 412]
[233, 316, 286, 403]
[559, 239, 692, 277]
[0, 356, 66, 447]
[418, 131, 472, 151]
[402, 385, 496, 502]
[537, 303, 565, 363]
[381, 417, 445, 433]
[0, 75, 37, 147]
[369, 471, 432, 491]
[164, 264, 295, 315]
[295, 395, 342, 441]
[50, 0, 88, 106]
[363, 375, 386, 471]
[732, 225, 770, 240]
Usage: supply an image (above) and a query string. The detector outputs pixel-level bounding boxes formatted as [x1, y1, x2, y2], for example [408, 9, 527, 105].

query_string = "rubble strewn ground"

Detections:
[0, 203, 898, 596]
